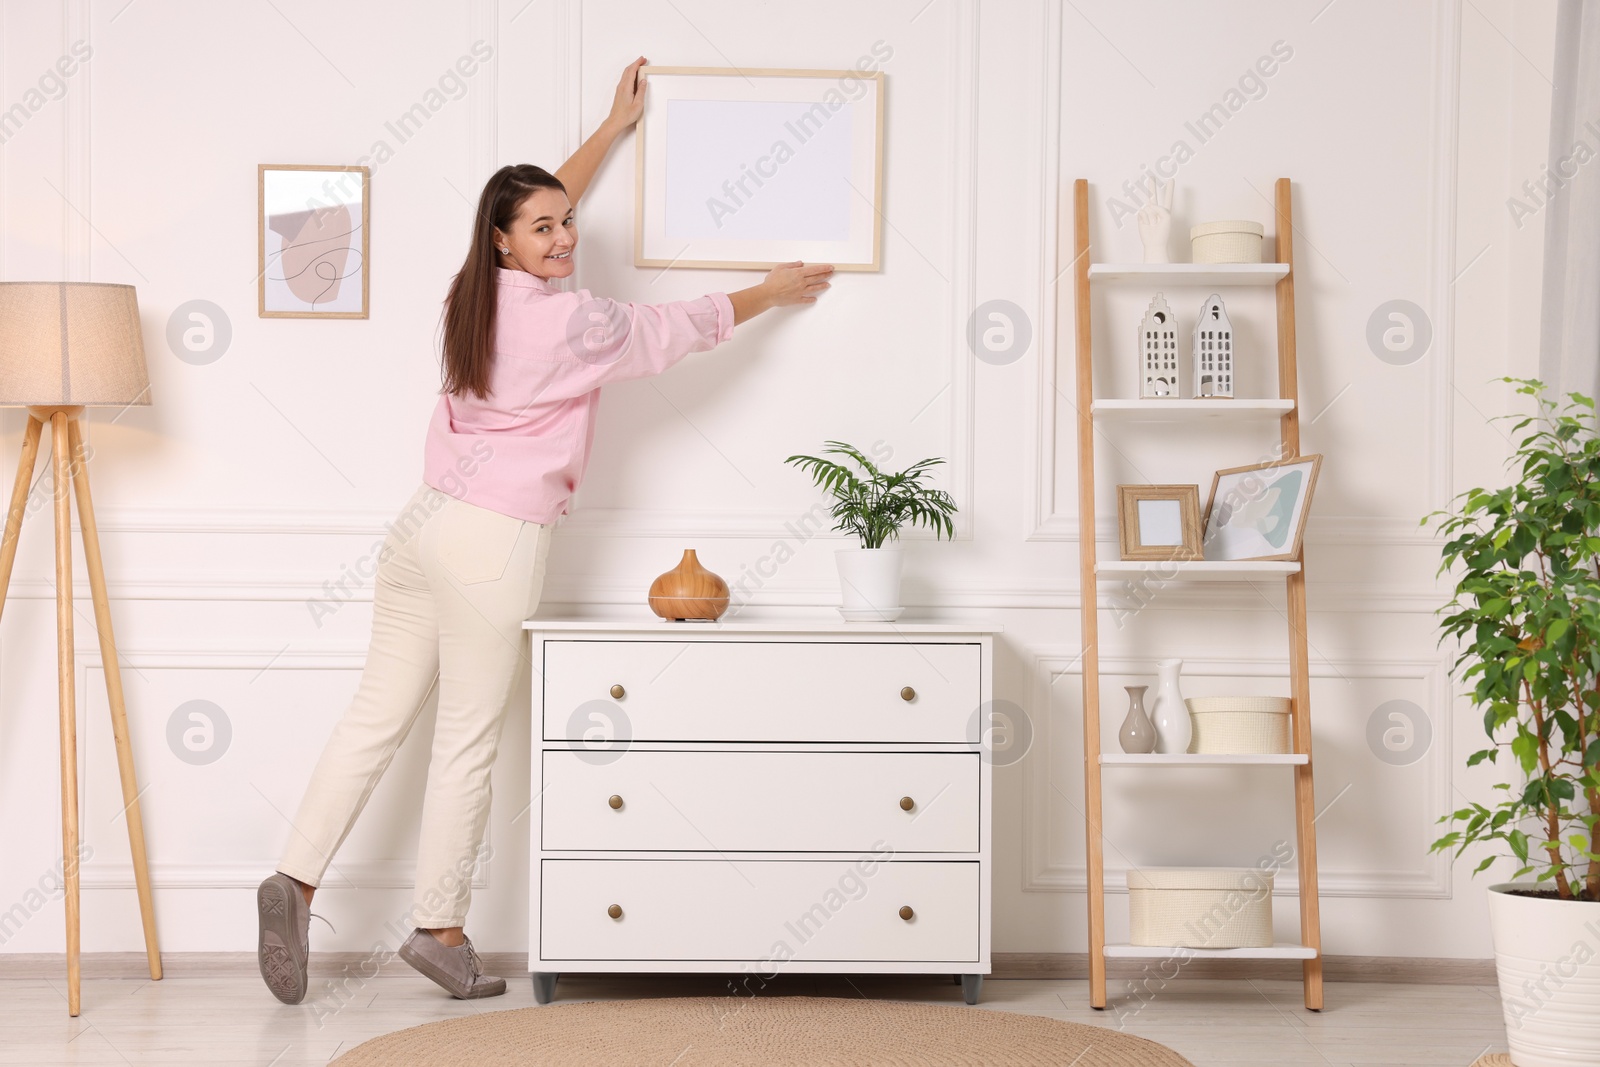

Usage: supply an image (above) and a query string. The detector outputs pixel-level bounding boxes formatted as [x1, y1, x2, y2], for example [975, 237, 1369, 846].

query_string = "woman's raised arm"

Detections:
[555, 56, 647, 206]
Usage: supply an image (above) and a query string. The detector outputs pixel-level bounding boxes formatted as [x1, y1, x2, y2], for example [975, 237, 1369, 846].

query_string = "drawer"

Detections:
[540, 858, 979, 962]
[541, 751, 979, 853]
[542, 640, 980, 743]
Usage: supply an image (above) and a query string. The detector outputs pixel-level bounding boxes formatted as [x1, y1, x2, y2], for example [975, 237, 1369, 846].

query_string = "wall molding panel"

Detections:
[72, 646, 491, 893]
[1021, 649, 1455, 900]
[1027, 0, 1465, 549]
[0, 569, 1447, 615]
[556, 0, 982, 542]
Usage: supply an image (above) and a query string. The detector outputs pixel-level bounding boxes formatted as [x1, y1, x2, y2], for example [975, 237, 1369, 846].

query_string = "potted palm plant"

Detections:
[785, 441, 957, 621]
[1429, 379, 1600, 1066]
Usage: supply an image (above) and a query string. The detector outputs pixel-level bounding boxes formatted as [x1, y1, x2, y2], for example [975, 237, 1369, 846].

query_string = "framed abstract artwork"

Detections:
[258, 164, 370, 318]
[634, 66, 885, 271]
[1202, 455, 1323, 561]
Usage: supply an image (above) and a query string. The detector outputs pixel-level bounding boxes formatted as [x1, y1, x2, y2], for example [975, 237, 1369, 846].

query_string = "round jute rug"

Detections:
[330, 996, 1195, 1066]
[1470, 1057, 1512, 1067]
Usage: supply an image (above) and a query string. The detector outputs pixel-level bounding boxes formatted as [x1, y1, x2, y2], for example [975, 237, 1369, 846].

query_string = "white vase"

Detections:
[1489, 882, 1600, 1066]
[1150, 658, 1191, 755]
[834, 545, 904, 622]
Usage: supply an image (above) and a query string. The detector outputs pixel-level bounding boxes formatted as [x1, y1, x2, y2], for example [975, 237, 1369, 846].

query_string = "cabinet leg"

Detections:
[960, 974, 983, 1005]
[532, 972, 559, 1004]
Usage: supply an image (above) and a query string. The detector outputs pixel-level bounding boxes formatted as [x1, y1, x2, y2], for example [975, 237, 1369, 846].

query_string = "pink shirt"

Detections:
[423, 268, 735, 523]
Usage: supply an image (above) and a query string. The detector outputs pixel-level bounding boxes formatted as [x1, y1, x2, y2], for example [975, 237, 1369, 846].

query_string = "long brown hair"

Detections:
[441, 164, 566, 399]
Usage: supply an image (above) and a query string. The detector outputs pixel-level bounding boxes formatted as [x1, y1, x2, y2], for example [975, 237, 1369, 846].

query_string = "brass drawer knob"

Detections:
[609, 684, 626, 700]
[607, 904, 623, 919]
[899, 796, 915, 811]
[900, 686, 916, 702]
[899, 905, 914, 921]
[608, 794, 624, 810]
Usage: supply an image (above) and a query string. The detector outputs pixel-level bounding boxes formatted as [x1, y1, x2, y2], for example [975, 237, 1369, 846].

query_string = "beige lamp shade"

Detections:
[0, 282, 150, 406]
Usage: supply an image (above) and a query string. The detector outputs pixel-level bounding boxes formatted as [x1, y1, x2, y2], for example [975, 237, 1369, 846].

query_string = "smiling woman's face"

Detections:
[494, 187, 577, 280]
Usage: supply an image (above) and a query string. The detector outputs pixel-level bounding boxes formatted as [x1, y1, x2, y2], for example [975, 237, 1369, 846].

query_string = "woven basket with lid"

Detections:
[1128, 867, 1274, 948]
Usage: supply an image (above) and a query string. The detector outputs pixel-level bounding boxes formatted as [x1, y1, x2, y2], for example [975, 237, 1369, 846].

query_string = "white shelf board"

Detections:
[1088, 263, 1289, 286]
[1100, 753, 1308, 766]
[1091, 399, 1294, 421]
[1095, 560, 1300, 581]
[1104, 943, 1317, 960]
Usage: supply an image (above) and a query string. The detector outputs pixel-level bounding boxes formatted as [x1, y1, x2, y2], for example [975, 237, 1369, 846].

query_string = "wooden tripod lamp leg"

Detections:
[67, 418, 161, 982]
[0, 416, 44, 618]
[50, 413, 81, 1017]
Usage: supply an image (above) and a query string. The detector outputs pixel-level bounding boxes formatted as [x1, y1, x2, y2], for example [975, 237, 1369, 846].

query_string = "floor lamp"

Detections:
[0, 282, 162, 1016]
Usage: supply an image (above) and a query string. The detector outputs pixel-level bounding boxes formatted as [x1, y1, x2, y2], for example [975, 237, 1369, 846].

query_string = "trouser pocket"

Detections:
[434, 500, 526, 585]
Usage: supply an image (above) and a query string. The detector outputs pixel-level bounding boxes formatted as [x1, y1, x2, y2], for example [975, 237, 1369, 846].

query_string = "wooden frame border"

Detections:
[632, 66, 885, 271]
[1115, 484, 1202, 561]
[1201, 454, 1323, 562]
[257, 163, 371, 319]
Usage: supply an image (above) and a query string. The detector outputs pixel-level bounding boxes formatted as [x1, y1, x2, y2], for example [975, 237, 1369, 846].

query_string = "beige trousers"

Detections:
[278, 483, 551, 927]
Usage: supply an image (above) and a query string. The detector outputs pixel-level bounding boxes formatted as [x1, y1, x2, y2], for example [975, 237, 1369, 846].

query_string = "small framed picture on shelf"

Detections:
[1202, 455, 1322, 561]
[1117, 484, 1203, 561]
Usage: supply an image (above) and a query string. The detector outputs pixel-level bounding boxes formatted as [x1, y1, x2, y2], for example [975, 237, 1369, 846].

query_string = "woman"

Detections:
[255, 57, 833, 1005]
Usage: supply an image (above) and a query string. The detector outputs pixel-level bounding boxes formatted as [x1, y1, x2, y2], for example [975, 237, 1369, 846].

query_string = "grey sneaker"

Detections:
[256, 873, 310, 1004]
[398, 929, 507, 999]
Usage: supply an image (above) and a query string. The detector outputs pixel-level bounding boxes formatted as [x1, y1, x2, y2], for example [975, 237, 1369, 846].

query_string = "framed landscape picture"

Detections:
[258, 164, 370, 318]
[634, 66, 884, 271]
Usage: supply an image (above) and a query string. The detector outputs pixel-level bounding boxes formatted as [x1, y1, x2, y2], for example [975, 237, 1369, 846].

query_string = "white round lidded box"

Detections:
[1190, 220, 1265, 264]
[1128, 867, 1274, 949]
[1185, 695, 1291, 754]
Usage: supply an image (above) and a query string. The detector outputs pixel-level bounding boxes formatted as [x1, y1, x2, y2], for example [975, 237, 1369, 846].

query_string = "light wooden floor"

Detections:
[1, 970, 1510, 1066]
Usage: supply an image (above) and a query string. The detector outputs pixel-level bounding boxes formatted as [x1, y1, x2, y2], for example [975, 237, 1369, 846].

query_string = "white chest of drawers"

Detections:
[522, 620, 997, 1005]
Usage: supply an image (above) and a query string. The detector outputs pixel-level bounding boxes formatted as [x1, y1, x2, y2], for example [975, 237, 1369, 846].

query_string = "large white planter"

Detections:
[834, 545, 904, 622]
[1489, 882, 1600, 1066]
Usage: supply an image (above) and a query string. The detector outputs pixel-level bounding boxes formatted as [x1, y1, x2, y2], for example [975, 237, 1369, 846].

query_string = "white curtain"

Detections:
[1540, 0, 1600, 401]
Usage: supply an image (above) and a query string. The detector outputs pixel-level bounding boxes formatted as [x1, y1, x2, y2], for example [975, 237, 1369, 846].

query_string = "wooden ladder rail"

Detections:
[1275, 177, 1324, 1011]
[1071, 178, 1108, 1010]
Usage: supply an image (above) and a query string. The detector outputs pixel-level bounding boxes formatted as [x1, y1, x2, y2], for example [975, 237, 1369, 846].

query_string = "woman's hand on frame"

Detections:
[605, 56, 649, 133]
[762, 261, 835, 307]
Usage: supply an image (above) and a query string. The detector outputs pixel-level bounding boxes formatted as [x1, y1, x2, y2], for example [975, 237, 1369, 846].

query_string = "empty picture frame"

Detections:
[1202, 455, 1323, 562]
[634, 66, 884, 271]
[1117, 485, 1203, 561]
[259, 164, 370, 318]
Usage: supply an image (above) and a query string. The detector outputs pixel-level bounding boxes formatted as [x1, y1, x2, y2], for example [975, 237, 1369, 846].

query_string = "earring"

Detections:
[499, 247, 510, 255]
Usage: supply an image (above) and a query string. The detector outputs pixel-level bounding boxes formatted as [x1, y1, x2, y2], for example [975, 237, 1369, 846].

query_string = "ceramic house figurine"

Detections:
[1192, 293, 1234, 398]
[1139, 293, 1179, 398]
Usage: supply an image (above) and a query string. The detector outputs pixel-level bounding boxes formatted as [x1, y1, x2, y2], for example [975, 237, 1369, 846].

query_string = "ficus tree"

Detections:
[1430, 379, 1600, 901]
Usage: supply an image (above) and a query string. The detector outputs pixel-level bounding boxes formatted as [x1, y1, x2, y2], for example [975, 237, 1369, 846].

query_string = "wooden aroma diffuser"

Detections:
[647, 549, 730, 621]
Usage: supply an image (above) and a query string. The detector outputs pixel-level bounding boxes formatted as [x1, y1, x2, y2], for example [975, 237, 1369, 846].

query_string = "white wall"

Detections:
[0, 0, 1557, 962]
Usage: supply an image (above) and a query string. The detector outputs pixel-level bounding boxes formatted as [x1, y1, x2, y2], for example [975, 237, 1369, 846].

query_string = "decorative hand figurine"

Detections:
[1136, 179, 1175, 264]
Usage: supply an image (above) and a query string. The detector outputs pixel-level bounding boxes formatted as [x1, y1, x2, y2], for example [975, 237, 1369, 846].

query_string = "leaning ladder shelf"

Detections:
[1071, 177, 1323, 1011]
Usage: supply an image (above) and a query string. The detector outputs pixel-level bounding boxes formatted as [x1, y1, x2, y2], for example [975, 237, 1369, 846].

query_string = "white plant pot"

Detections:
[834, 545, 904, 622]
[1489, 882, 1600, 1066]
